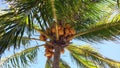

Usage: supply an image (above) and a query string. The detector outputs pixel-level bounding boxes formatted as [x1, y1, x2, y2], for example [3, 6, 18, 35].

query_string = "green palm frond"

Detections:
[72, 13, 120, 42]
[0, 11, 36, 55]
[70, 52, 98, 68]
[59, 59, 70, 68]
[67, 45, 120, 68]
[45, 60, 52, 68]
[54, 0, 110, 23]
[67, 45, 98, 68]
[2, 35, 40, 51]
[4, 0, 112, 25]
[0, 46, 39, 68]
[117, 0, 119, 7]
[8, 36, 40, 48]
[45, 59, 70, 68]
[5, 0, 53, 29]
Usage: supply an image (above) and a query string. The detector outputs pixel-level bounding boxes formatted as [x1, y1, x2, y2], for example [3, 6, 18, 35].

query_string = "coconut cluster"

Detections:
[39, 23, 76, 59]
[39, 24, 76, 41]
[52, 24, 76, 40]
[44, 44, 64, 59]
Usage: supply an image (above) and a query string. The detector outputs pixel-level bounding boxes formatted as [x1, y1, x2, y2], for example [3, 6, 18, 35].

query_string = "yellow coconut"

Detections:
[52, 27, 56, 33]
[58, 29, 64, 36]
[45, 52, 51, 56]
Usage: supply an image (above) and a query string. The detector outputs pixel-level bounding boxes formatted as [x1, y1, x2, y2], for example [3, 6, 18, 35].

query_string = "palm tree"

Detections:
[0, 0, 120, 68]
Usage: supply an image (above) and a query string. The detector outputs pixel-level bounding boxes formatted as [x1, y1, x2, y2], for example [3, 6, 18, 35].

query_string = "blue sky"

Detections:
[0, 0, 120, 68]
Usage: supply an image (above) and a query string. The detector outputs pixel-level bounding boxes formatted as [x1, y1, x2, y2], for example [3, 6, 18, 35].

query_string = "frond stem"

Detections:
[51, 0, 59, 40]
[69, 22, 120, 40]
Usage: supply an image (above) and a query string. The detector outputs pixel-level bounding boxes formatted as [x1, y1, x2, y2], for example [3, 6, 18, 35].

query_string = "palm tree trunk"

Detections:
[52, 45, 61, 68]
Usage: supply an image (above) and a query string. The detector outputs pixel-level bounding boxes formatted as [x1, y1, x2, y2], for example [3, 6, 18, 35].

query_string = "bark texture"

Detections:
[52, 45, 61, 68]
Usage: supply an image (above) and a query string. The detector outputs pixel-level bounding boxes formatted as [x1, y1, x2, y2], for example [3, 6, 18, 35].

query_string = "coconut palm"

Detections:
[0, 0, 120, 68]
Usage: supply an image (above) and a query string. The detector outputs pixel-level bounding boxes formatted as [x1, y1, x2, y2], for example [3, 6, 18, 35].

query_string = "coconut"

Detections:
[45, 52, 51, 56]
[39, 35, 47, 41]
[70, 28, 76, 35]
[65, 28, 70, 35]
[49, 48, 53, 51]
[66, 24, 71, 28]
[52, 27, 56, 33]
[58, 29, 64, 36]
[58, 25, 62, 30]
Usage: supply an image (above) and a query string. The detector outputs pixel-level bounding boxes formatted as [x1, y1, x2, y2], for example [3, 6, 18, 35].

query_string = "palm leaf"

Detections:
[117, 0, 119, 7]
[72, 13, 120, 42]
[70, 52, 97, 68]
[45, 60, 52, 68]
[45, 59, 70, 68]
[0, 46, 39, 68]
[67, 45, 120, 68]
[4, 0, 112, 25]
[59, 59, 70, 68]
[67, 45, 98, 68]
[0, 11, 36, 55]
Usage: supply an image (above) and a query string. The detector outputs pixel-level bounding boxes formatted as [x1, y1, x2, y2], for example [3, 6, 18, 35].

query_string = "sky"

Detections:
[0, 0, 120, 68]
[0, 0, 8, 14]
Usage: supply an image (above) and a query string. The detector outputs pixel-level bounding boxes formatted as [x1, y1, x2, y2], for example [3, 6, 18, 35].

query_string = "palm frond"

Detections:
[70, 52, 97, 68]
[67, 45, 98, 68]
[45, 60, 52, 68]
[45, 59, 70, 68]
[5, 0, 53, 29]
[72, 13, 120, 42]
[117, 0, 119, 7]
[4, 0, 112, 26]
[0, 11, 36, 55]
[0, 46, 39, 68]
[51, 0, 59, 40]
[67, 45, 120, 68]
[10, 36, 40, 47]
[59, 59, 70, 68]
[1, 35, 40, 52]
